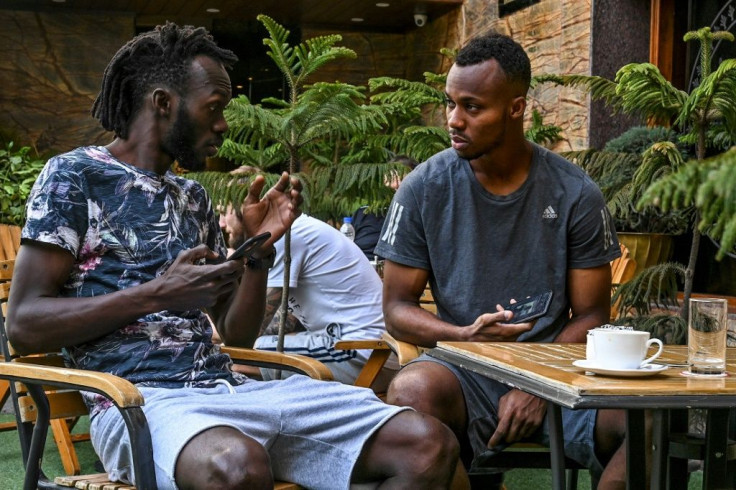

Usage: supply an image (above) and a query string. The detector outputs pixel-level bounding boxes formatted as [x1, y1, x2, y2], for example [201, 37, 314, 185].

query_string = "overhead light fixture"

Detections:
[206, 8, 220, 13]
[351, 17, 364, 22]
[376, 2, 390, 6]
[51, 0, 66, 3]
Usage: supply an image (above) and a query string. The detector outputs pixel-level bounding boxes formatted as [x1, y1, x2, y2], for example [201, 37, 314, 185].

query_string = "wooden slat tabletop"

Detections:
[432, 343, 736, 409]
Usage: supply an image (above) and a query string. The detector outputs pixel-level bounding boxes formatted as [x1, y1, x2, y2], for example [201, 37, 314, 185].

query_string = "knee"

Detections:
[403, 414, 461, 484]
[208, 440, 272, 489]
[177, 430, 272, 490]
[386, 363, 461, 415]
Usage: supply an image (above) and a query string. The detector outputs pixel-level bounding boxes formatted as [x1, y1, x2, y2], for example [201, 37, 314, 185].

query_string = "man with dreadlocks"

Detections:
[7, 23, 465, 489]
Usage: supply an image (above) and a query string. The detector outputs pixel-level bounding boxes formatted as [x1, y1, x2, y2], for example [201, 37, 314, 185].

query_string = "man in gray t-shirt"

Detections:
[375, 32, 632, 486]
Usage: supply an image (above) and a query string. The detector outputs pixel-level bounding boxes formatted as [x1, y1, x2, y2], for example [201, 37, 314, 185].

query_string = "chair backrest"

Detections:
[0, 259, 92, 476]
[610, 243, 637, 320]
[0, 224, 21, 261]
[419, 286, 437, 314]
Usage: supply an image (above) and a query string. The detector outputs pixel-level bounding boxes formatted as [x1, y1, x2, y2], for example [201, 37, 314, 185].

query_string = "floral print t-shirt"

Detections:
[22, 146, 243, 416]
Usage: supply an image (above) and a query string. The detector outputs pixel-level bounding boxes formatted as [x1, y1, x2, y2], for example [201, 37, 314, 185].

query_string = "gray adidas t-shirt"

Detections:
[374, 144, 620, 342]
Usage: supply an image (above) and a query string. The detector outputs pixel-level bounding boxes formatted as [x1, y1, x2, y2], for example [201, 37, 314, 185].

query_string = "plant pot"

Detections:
[617, 232, 675, 277]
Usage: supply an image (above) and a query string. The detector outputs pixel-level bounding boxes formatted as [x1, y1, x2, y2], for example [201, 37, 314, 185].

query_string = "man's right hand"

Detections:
[462, 309, 533, 342]
[155, 245, 243, 311]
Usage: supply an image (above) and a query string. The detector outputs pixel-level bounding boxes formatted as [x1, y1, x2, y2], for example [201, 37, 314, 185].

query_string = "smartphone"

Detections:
[502, 290, 553, 324]
[227, 232, 272, 261]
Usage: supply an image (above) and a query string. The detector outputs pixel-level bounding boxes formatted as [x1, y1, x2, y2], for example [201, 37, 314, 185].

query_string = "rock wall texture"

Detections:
[0, 2, 651, 155]
[0, 11, 131, 153]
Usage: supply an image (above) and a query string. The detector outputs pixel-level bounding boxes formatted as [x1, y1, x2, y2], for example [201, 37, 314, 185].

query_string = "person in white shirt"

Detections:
[222, 212, 398, 391]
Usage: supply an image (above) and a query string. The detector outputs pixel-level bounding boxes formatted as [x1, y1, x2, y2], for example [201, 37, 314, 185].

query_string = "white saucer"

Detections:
[572, 360, 668, 377]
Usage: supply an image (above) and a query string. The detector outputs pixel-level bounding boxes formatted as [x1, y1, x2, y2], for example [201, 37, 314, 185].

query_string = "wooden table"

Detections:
[429, 342, 736, 490]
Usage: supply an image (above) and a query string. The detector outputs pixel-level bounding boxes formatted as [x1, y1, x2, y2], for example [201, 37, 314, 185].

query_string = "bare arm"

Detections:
[258, 287, 304, 337]
[212, 173, 302, 346]
[382, 260, 529, 348]
[7, 242, 243, 355]
[554, 263, 612, 342]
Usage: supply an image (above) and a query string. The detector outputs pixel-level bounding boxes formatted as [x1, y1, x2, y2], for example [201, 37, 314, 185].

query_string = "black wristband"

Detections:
[246, 247, 276, 270]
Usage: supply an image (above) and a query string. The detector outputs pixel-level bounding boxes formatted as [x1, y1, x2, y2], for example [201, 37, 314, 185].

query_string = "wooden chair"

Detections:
[0, 225, 96, 475]
[0, 225, 21, 435]
[0, 258, 329, 490]
[610, 243, 637, 320]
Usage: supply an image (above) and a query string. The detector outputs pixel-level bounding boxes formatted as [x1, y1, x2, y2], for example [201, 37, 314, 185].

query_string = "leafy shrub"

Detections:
[0, 142, 45, 226]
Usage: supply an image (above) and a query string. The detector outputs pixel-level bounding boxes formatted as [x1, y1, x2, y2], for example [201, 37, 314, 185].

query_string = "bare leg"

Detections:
[595, 408, 642, 490]
[175, 426, 272, 490]
[383, 361, 471, 488]
[351, 410, 469, 489]
[386, 362, 470, 448]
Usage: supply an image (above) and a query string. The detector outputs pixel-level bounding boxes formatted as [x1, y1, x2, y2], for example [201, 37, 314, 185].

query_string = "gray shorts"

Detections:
[417, 354, 603, 478]
[90, 375, 409, 489]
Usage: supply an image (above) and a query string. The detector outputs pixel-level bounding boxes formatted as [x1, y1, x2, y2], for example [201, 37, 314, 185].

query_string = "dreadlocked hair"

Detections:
[92, 22, 238, 139]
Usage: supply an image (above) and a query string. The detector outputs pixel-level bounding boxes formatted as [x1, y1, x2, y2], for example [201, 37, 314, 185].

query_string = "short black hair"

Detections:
[454, 32, 531, 94]
[92, 22, 238, 138]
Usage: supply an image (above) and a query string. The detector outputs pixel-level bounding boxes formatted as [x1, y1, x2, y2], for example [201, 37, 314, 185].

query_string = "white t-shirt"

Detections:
[268, 214, 386, 341]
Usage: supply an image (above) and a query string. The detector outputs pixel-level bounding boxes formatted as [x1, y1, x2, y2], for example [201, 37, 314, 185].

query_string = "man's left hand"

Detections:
[240, 172, 302, 252]
[488, 389, 547, 447]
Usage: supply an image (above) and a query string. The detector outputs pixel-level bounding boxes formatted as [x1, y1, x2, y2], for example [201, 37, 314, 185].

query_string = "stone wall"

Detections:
[0, 10, 131, 153]
[0, 2, 651, 155]
[461, 0, 594, 152]
[303, 9, 460, 86]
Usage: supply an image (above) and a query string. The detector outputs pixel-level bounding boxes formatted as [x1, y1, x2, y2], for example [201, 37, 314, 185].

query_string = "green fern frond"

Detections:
[382, 125, 449, 162]
[217, 140, 287, 170]
[533, 74, 619, 107]
[678, 58, 736, 132]
[524, 109, 562, 146]
[423, 71, 448, 87]
[614, 63, 687, 125]
[633, 141, 684, 192]
[616, 314, 687, 344]
[224, 96, 285, 142]
[685, 27, 735, 79]
[612, 262, 684, 316]
[293, 36, 356, 87]
[257, 15, 298, 93]
[186, 170, 284, 211]
[369, 77, 446, 107]
[641, 147, 736, 258]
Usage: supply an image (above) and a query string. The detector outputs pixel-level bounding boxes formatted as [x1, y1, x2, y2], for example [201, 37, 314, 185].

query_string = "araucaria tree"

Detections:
[190, 15, 388, 353]
[538, 27, 736, 334]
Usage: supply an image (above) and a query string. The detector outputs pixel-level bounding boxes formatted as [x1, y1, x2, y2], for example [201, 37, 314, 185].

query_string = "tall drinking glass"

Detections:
[688, 298, 728, 376]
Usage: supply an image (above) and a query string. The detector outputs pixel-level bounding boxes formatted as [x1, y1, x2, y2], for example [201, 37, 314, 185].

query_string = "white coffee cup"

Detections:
[587, 327, 663, 369]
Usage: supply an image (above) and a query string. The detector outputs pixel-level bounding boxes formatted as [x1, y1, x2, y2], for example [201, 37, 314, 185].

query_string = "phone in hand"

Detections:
[227, 232, 272, 261]
[502, 290, 553, 324]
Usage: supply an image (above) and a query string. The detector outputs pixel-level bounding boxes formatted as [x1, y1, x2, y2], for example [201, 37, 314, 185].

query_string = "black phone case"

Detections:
[505, 291, 553, 324]
[227, 232, 271, 261]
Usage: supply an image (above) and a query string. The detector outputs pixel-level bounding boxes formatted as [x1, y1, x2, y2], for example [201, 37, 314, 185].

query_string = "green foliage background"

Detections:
[0, 143, 45, 226]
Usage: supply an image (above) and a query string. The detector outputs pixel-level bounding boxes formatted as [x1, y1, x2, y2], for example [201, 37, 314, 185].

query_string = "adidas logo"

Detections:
[542, 205, 558, 219]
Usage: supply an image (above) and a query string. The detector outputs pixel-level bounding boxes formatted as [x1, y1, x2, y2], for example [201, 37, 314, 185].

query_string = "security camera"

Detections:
[414, 13, 428, 27]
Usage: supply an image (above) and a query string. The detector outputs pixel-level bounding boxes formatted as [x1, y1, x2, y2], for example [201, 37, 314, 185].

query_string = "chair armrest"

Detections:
[334, 334, 422, 367]
[221, 346, 334, 381]
[380, 332, 422, 366]
[0, 362, 143, 407]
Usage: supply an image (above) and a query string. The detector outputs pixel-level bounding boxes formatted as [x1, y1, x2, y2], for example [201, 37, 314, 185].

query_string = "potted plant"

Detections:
[563, 126, 692, 276]
[537, 26, 736, 342]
